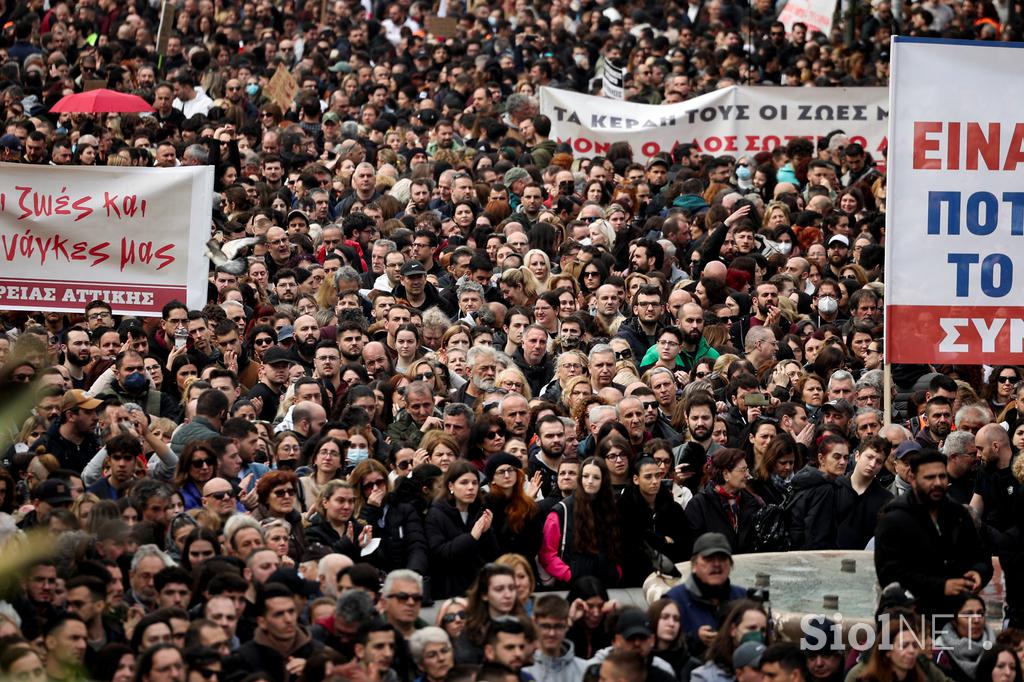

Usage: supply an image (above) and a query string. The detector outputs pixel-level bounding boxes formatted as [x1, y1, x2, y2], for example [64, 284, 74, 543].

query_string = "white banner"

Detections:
[885, 37, 1024, 365]
[778, 0, 837, 36]
[540, 85, 888, 161]
[0, 164, 212, 316]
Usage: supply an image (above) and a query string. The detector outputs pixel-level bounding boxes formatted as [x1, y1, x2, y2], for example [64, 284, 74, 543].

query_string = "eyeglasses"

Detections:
[388, 591, 423, 603]
[191, 458, 213, 469]
[607, 452, 628, 461]
[424, 645, 453, 659]
[362, 479, 387, 492]
[206, 490, 234, 500]
[271, 488, 296, 498]
[636, 301, 662, 309]
[441, 612, 466, 625]
[493, 466, 517, 478]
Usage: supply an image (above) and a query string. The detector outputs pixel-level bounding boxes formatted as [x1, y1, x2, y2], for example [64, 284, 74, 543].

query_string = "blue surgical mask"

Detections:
[347, 447, 369, 466]
[736, 165, 752, 180]
[246, 84, 259, 97]
[123, 371, 147, 392]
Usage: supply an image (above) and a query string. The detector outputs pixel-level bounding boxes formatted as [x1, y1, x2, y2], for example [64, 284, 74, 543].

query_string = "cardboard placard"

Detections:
[265, 64, 299, 112]
[156, 0, 175, 56]
[425, 16, 459, 39]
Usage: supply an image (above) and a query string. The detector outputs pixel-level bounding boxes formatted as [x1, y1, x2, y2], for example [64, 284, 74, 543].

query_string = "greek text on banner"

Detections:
[0, 164, 212, 317]
[884, 37, 1024, 364]
[539, 85, 888, 161]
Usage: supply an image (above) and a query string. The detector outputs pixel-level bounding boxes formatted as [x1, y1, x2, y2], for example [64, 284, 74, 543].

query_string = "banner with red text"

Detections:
[0, 164, 212, 316]
[885, 37, 1024, 364]
[539, 85, 888, 161]
[777, 0, 836, 36]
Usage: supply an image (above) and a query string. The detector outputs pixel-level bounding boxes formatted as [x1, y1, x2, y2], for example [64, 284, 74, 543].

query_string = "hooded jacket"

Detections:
[524, 639, 588, 682]
[786, 464, 841, 550]
[875, 489, 992, 617]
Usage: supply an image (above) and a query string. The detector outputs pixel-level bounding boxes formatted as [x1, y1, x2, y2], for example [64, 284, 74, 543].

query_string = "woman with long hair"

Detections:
[649, 598, 700, 680]
[253, 470, 306, 561]
[538, 456, 621, 588]
[350, 459, 429, 576]
[454, 563, 527, 663]
[976, 645, 1023, 682]
[857, 616, 928, 682]
[750, 433, 799, 506]
[495, 553, 536, 614]
[693, 600, 770, 682]
[297, 436, 348, 514]
[596, 433, 634, 493]
[984, 365, 1022, 417]
[934, 593, 997, 682]
[745, 418, 779, 470]
[685, 448, 765, 554]
[173, 441, 218, 510]
[466, 415, 508, 469]
[483, 453, 542, 562]
[304, 480, 372, 560]
[425, 460, 500, 598]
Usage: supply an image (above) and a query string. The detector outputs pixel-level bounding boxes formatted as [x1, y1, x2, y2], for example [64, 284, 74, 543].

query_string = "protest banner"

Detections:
[266, 64, 299, 112]
[0, 164, 212, 317]
[540, 85, 888, 161]
[777, 0, 836, 36]
[602, 60, 625, 100]
[885, 37, 1024, 364]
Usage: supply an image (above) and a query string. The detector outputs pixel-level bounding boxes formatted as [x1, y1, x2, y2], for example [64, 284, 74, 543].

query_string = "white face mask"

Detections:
[347, 448, 369, 466]
[818, 296, 838, 315]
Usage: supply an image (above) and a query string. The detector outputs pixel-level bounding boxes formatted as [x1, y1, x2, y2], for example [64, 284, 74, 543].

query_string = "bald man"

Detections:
[971, 423, 1017, 531]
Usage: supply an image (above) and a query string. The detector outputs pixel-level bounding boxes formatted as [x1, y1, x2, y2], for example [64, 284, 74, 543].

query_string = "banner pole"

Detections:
[883, 362, 893, 427]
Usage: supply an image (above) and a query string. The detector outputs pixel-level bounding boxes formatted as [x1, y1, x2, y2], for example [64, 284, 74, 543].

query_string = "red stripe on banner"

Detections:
[0, 278, 187, 317]
[888, 305, 1024, 364]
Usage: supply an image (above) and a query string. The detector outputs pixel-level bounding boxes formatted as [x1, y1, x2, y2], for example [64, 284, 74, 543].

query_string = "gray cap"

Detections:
[692, 532, 732, 558]
[733, 641, 766, 669]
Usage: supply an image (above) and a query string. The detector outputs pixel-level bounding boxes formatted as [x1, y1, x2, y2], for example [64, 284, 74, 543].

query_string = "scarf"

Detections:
[936, 622, 994, 678]
[714, 484, 740, 532]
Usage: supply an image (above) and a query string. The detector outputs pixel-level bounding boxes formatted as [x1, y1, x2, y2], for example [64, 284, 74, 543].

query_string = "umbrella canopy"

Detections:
[50, 89, 154, 114]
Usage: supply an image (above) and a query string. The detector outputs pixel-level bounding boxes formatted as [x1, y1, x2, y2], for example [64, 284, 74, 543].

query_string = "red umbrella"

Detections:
[50, 88, 154, 114]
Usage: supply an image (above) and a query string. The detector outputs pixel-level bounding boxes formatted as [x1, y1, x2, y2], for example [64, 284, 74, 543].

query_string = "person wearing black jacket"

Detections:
[352, 461, 430, 577]
[425, 460, 500, 599]
[617, 457, 693, 585]
[304, 480, 370, 562]
[228, 583, 324, 682]
[835, 436, 893, 550]
[786, 435, 849, 550]
[685, 449, 764, 555]
[874, 449, 993, 618]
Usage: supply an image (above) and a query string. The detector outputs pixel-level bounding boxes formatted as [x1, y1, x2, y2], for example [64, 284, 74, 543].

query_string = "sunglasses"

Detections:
[396, 459, 412, 470]
[388, 591, 424, 603]
[362, 479, 387, 492]
[191, 458, 213, 469]
[442, 611, 466, 624]
[254, 337, 274, 346]
[642, 402, 658, 410]
[272, 488, 296, 498]
[414, 372, 433, 381]
[485, 430, 504, 439]
[206, 490, 234, 501]
[998, 375, 1018, 383]
[614, 349, 633, 360]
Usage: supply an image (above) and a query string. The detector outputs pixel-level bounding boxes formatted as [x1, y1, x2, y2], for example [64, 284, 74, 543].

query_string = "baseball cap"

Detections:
[692, 532, 733, 558]
[894, 440, 922, 461]
[733, 641, 766, 669]
[328, 61, 353, 74]
[827, 234, 850, 247]
[61, 389, 103, 412]
[820, 399, 853, 415]
[0, 134, 21, 151]
[401, 261, 427, 277]
[34, 479, 73, 505]
[277, 325, 294, 342]
[646, 156, 669, 170]
[262, 346, 292, 365]
[267, 569, 320, 597]
[322, 112, 341, 125]
[286, 209, 309, 225]
[615, 610, 653, 639]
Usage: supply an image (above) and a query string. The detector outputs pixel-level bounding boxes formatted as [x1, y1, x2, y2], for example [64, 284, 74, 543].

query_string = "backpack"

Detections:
[750, 490, 795, 553]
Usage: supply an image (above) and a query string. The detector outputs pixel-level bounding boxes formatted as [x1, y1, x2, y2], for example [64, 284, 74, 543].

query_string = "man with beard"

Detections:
[628, 239, 663, 276]
[617, 285, 666, 362]
[62, 327, 92, 389]
[678, 303, 720, 372]
[452, 346, 497, 408]
[915, 396, 953, 449]
[96, 350, 181, 421]
[665, 533, 747, 657]
[875, 449, 992, 618]
[835, 436, 893, 550]
[512, 325, 554, 396]
[971, 423, 1019, 533]
[941, 430, 979, 505]
[247, 347, 292, 422]
[824, 235, 851, 280]
[530, 415, 565, 497]
[289, 315, 320, 371]
[405, 179, 432, 216]
[336, 321, 365, 364]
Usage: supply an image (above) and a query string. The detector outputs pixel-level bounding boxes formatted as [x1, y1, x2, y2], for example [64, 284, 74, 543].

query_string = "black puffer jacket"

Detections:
[425, 497, 500, 598]
[685, 482, 764, 555]
[617, 483, 693, 586]
[304, 517, 366, 561]
[359, 494, 430, 575]
[786, 464, 840, 550]
[511, 348, 555, 396]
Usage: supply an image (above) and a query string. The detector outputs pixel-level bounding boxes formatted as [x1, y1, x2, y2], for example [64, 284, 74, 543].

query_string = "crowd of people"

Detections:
[0, 0, 1020, 680]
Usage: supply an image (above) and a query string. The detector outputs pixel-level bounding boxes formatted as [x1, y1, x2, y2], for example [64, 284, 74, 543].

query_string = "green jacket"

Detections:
[386, 408, 442, 448]
[639, 336, 720, 373]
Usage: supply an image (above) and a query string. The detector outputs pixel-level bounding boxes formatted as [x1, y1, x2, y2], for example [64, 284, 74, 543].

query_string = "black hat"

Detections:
[267, 569, 320, 597]
[615, 610, 653, 639]
[692, 532, 733, 558]
[401, 261, 427, 277]
[35, 479, 73, 505]
[262, 346, 292, 365]
[820, 399, 853, 415]
[485, 452, 522, 482]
